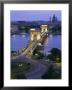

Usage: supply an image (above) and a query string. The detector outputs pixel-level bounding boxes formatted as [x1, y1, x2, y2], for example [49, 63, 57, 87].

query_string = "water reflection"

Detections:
[44, 35, 61, 55]
[11, 34, 61, 55]
[11, 34, 30, 51]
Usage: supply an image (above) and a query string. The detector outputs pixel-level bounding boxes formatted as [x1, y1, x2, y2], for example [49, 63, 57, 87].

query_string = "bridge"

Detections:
[23, 25, 48, 58]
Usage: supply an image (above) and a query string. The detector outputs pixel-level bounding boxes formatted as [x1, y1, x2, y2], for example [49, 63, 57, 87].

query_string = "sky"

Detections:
[11, 10, 61, 21]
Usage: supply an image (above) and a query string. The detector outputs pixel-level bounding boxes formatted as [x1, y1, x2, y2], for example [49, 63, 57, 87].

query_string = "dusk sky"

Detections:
[11, 10, 61, 21]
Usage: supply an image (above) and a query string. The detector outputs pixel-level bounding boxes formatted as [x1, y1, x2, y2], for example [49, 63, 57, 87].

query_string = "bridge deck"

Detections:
[23, 32, 47, 57]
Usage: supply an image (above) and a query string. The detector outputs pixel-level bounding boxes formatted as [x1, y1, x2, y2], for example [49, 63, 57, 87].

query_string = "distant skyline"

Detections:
[11, 10, 61, 21]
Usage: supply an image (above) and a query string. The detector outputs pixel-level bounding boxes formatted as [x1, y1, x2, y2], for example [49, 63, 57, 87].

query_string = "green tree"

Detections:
[33, 48, 44, 59]
[47, 48, 61, 62]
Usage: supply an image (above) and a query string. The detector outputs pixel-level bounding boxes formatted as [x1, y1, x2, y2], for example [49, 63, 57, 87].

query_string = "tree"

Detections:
[50, 48, 61, 56]
[33, 48, 44, 59]
[47, 48, 61, 62]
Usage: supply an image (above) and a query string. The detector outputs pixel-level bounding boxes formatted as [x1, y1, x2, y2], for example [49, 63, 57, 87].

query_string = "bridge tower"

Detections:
[41, 25, 48, 33]
[30, 28, 37, 41]
[36, 30, 41, 42]
[30, 28, 41, 42]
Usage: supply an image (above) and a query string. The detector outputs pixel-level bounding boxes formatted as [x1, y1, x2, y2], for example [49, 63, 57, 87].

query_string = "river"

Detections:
[11, 34, 61, 54]
[44, 35, 61, 55]
[11, 34, 30, 51]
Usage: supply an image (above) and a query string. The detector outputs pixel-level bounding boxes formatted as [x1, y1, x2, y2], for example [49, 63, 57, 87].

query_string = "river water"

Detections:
[44, 35, 61, 55]
[11, 34, 61, 54]
[11, 34, 30, 51]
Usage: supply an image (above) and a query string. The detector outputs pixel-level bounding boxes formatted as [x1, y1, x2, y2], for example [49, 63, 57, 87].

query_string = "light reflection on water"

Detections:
[11, 34, 30, 51]
[11, 34, 61, 53]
